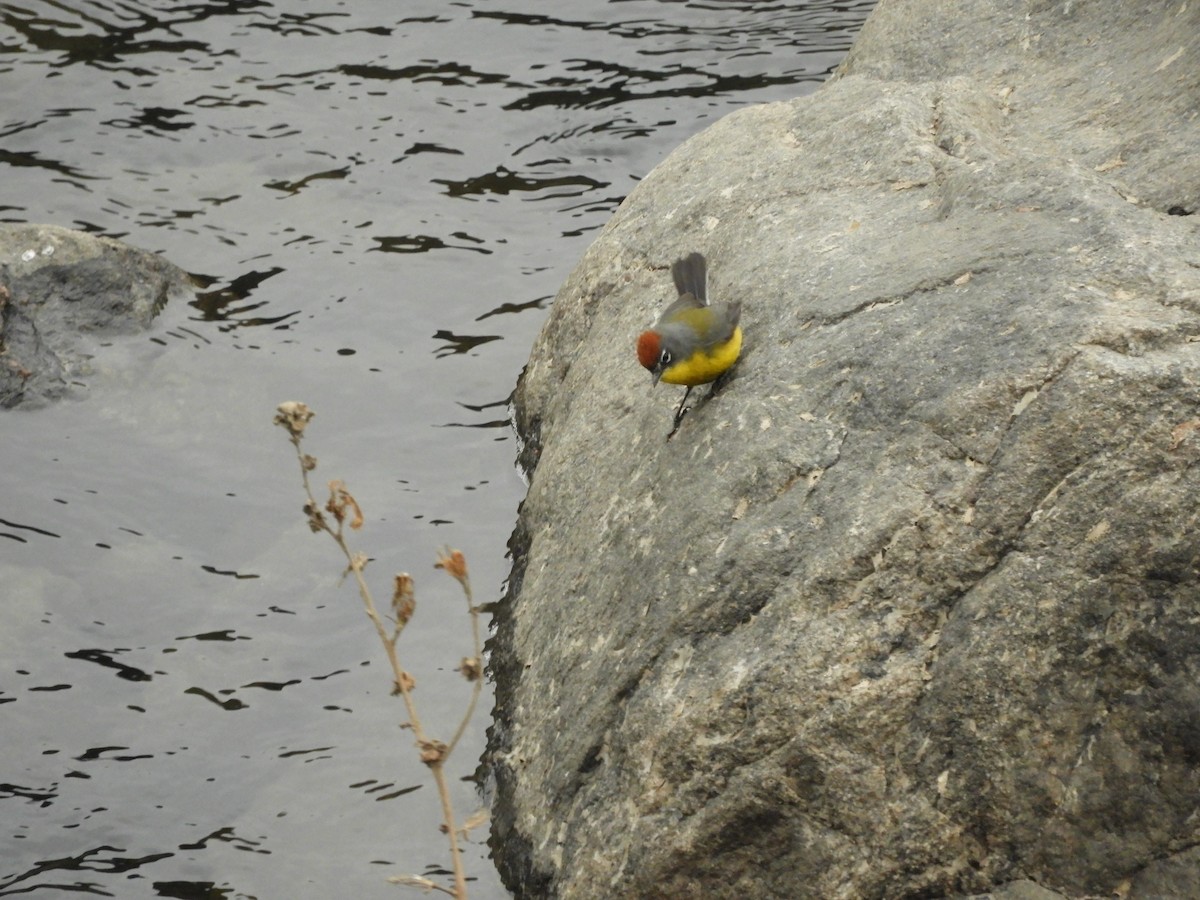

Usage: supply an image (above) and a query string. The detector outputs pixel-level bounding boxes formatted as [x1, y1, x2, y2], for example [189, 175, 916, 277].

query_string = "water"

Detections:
[0, 2, 874, 897]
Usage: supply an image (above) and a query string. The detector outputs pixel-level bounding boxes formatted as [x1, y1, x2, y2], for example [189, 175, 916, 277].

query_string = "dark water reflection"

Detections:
[1, 1, 873, 896]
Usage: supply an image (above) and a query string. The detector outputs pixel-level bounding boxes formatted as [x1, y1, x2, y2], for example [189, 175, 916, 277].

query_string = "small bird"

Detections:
[636, 252, 742, 433]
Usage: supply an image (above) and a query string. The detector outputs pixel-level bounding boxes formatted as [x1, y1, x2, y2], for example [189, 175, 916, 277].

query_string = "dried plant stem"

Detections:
[349, 551, 468, 899]
[273, 402, 478, 899]
[446, 577, 483, 758]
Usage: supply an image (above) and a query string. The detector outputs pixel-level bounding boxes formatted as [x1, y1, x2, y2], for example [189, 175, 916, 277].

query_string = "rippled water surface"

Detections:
[1, 1, 873, 896]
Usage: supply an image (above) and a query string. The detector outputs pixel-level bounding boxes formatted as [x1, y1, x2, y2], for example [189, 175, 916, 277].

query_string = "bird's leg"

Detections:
[673, 386, 693, 426]
[667, 386, 693, 438]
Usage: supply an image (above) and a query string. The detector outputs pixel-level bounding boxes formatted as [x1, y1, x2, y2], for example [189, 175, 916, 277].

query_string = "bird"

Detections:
[636, 252, 742, 433]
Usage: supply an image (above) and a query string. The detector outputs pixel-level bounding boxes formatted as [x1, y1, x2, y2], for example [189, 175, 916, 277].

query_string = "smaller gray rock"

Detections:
[0, 224, 192, 408]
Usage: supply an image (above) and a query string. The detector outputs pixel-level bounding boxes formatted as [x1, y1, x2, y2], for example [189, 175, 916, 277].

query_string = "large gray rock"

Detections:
[490, 1, 1200, 898]
[0, 224, 191, 407]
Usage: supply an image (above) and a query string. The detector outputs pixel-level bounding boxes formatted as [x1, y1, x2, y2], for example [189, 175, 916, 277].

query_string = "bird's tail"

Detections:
[671, 252, 708, 304]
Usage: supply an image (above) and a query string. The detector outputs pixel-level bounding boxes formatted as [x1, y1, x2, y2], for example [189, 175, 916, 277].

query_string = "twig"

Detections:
[273, 401, 475, 898]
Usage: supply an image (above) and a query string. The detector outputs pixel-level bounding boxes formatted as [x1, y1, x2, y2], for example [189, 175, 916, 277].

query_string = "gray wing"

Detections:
[657, 301, 742, 350]
[656, 290, 705, 325]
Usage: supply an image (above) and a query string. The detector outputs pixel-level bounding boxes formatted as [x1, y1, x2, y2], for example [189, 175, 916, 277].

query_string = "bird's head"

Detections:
[636, 329, 672, 384]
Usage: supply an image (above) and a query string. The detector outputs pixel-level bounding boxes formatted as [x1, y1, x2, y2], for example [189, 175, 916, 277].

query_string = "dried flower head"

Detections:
[458, 656, 482, 682]
[274, 401, 314, 438]
[419, 739, 448, 765]
[434, 547, 468, 583]
[392, 573, 416, 625]
[326, 480, 364, 530]
[392, 670, 416, 696]
[302, 500, 326, 533]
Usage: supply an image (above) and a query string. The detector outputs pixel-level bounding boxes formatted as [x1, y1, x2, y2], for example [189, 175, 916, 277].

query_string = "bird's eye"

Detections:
[659, 348, 672, 366]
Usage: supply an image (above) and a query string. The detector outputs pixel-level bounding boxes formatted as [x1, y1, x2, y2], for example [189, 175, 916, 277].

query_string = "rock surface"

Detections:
[0, 224, 191, 407]
[490, 1, 1200, 898]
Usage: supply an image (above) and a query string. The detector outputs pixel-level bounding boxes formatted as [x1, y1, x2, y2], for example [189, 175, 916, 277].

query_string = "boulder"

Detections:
[490, 1, 1200, 898]
[0, 224, 191, 407]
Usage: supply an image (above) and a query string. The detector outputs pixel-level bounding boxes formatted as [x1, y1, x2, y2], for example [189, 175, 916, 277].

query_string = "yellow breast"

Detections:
[660, 326, 743, 386]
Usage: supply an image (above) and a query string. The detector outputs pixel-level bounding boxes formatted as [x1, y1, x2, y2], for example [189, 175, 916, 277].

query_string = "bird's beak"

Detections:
[650, 370, 660, 386]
